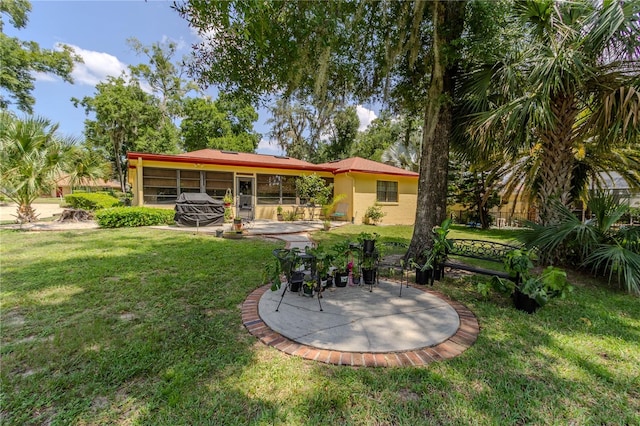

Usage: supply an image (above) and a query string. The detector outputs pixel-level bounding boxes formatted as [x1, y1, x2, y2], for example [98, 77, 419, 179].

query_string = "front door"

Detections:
[236, 177, 254, 219]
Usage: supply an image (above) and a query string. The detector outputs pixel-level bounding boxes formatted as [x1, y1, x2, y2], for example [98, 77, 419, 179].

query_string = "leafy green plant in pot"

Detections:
[223, 188, 234, 207]
[330, 240, 353, 287]
[410, 218, 453, 284]
[361, 253, 378, 285]
[477, 249, 573, 313]
[357, 231, 379, 254]
[306, 245, 334, 288]
[264, 248, 303, 292]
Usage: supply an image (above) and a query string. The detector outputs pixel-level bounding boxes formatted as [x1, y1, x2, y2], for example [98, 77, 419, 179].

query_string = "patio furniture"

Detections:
[329, 203, 348, 221]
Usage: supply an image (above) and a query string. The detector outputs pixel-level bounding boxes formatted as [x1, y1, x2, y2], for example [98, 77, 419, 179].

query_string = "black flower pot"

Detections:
[433, 265, 443, 281]
[362, 268, 377, 285]
[335, 272, 349, 287]
[363, 240, 376, 254]
[415, 268, 431, 285]
[289, 271, 304, 292]
[512, 289, 541, 314]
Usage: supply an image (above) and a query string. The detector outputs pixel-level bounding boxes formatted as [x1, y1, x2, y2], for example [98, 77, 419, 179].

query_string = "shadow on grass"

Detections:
[0, 228, 282, 425]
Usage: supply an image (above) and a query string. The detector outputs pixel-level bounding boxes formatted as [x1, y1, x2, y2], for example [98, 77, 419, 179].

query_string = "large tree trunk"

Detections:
[537, 94, 578, 224]
[408, 0, 466, 258]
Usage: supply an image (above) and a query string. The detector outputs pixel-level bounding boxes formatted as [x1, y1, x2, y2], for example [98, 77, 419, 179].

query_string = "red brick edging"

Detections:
[241, 284, 479, 367]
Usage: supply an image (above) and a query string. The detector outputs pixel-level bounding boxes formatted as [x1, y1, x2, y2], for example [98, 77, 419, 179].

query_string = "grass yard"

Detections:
[1, 226, 639, 425]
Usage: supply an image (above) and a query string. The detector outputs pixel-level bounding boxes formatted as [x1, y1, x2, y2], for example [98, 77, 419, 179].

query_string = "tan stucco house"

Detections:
[126, 149, 419, 225]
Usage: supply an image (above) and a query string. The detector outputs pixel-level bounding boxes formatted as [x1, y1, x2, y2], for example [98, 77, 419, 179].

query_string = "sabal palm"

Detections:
[521, 192, 640, 295]
[467, 0, 640, 224]
[0, 111, 72, 222]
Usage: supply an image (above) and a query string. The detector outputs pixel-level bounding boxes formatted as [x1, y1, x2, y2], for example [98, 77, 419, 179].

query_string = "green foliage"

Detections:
[0, 0, 79, 113]
[0, 111, 72, 222]
[352, 112, 402, 162]
[295, 173, 332, 206]
[1, 227, 639, 424]
[263, 247, 302, 291]
[329, 240, 354, 272]
[321, 193, 346, 219]
[521, 193, 640, 295]
[95, 206, 174, 228]
[482, 249, 573, 307]
[409, 218, 453, 270]
[64, 192, 120, 211]
[180, 94, 260, 153]
[364, 205, 386, 225]
[465, 0, 640, 222]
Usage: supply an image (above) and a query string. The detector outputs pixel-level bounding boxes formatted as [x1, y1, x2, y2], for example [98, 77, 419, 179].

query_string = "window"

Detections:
[257, 174, 297, 204]
[143, 168, 178, 204]
[205, 171, 233, 198]
[376, 181, 398, 203]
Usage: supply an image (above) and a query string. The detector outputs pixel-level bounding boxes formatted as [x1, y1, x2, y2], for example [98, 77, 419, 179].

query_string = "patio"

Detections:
[243, 280, 479, 367]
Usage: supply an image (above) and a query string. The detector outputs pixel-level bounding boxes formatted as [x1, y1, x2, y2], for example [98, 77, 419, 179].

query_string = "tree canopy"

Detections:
[180, 94, 260, 153]
[0, 0, 79, 113]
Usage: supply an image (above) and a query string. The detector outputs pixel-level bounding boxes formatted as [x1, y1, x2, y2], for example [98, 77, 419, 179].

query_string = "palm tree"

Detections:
[66, 146, 111, 192]
[466, 0, 640, 224]
[521, 192, 640, 295]
[0, 112, 73, 222]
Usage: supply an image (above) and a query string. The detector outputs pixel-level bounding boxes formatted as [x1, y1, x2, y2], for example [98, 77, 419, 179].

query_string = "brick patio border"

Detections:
[242, 284, 479, 367]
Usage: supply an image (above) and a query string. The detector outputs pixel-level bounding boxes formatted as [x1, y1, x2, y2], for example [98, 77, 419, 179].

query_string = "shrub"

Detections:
[364, 205, 386, 225]
[95, 207, 174, 228]
[65, 192, 120, 211]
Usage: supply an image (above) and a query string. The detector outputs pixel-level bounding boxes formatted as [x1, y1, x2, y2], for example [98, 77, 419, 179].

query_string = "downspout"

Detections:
[346, 172, 356, 223]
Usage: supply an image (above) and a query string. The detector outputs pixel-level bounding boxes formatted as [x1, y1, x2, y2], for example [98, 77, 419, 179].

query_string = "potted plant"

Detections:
[330, 240, 353, 287]
[306, 245, 333, 287]
[264, 248, 304, 292]
[352, 265, 361, 285]
[223, 188, 234, 207]
[361, 250, 378, 286]
[357, 231, 379, 254]
[302, 275, 315, 296]
[276, 205, 284, 221]
[478, 249, 573, 313]
[408, 218, 452, 284]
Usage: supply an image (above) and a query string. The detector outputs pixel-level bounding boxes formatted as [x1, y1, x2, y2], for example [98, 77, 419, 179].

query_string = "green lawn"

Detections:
[1, 226, 638, 425]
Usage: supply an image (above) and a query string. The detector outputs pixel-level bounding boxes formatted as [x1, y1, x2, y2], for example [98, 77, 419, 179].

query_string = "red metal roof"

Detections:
[318, 157, 419, 178]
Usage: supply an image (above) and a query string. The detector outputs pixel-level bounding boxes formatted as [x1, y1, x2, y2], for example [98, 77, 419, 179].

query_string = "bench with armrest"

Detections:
[443, 239, 521, 283]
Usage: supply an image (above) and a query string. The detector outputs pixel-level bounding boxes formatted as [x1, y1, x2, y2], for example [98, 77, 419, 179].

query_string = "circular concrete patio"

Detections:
[242, 280, 479, 367]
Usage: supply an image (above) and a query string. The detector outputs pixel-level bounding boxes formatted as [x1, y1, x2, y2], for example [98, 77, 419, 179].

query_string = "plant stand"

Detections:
[274, 252, 323, 312]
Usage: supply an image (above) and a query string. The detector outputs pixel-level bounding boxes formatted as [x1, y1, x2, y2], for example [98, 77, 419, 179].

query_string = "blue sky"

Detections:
[6, 1, 378, 155]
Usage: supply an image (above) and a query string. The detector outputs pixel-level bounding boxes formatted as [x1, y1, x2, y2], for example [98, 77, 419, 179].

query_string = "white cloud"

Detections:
[161, 35, 187, 50]
[256, 138, 285, 156]
[58, 43, 128, 86]
[356, 105, 377, 132]
[33, 71, 57, 82]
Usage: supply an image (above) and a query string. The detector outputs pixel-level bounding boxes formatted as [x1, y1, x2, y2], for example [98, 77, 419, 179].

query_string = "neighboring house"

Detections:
[51, 174, 121, 198]
[126, 149, 419, 225]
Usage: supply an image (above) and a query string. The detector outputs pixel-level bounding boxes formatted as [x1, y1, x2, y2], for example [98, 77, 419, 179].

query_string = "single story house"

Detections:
[126, 149, 419, 225]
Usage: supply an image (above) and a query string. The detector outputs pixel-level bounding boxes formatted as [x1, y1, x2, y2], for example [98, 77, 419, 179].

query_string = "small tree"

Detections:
[0, 112, 72, 222]
[295, 174, 333, 220]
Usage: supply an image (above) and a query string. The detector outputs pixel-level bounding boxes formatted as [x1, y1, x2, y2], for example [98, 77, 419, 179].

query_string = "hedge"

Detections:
[65, 192, 121, 211]
[95, 207, 175, 228]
